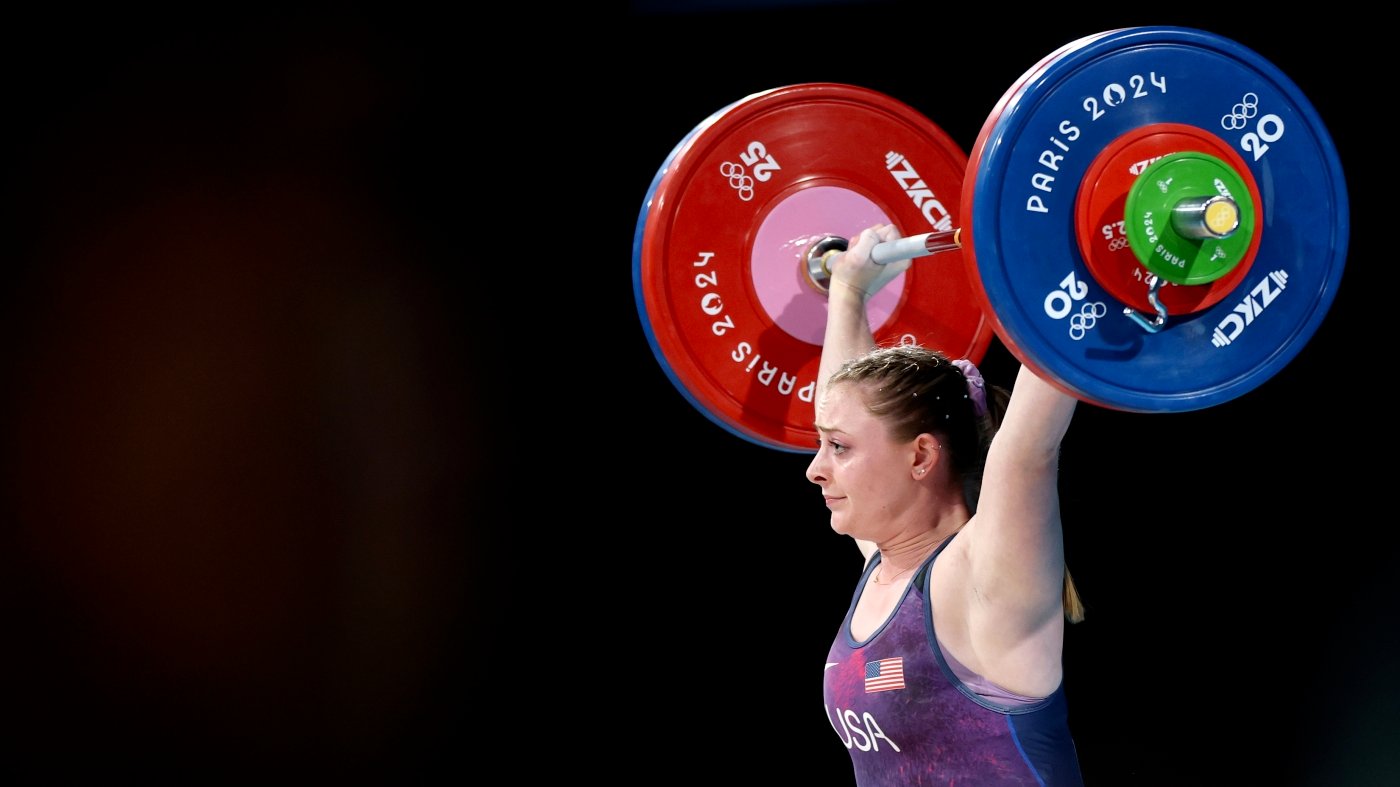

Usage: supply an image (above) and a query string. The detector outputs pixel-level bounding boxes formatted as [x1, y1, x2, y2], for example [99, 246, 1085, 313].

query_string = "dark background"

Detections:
[0, 9, 475, 781]
[0, 3, 1389, 785]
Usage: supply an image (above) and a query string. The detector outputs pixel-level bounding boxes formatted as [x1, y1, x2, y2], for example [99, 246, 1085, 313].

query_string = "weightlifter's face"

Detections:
[808, 383, 910, 539]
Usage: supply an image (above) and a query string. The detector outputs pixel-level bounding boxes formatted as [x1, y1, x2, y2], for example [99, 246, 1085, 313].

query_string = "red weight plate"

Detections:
[1075, 122, 1262, 315]
[635, 83, 991, 452]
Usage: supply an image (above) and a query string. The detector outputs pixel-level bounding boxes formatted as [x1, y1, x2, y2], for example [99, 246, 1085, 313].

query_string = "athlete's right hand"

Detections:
[827, 223, 909, 300]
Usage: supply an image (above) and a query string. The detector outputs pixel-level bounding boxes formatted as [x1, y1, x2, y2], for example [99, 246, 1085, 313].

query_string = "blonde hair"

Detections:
[1063, 567, 1085, 623]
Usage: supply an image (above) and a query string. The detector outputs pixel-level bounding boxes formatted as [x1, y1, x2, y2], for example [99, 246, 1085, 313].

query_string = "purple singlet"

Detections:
[822, 537, 1084, 785]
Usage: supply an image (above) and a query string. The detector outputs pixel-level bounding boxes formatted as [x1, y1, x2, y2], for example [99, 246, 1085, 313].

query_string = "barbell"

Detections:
[632, 26, 1348, 453]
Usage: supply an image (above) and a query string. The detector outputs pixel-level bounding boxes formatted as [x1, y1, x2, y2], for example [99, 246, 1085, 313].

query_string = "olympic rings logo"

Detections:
[1221, 93, 1259, 131]
[1106, 236, 1130, 252]
[719, 161, 755, 202]
[1068, 301, 1108, 341]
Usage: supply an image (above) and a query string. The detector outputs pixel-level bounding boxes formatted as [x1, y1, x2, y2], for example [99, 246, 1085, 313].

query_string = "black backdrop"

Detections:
[0, 4, 1390, 785]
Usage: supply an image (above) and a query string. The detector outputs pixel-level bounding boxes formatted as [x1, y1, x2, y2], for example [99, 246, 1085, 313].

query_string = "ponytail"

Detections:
[1063, 566, 1085, 623]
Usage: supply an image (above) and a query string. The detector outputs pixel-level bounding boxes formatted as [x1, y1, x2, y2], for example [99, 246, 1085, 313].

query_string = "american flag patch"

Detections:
[865, 657, 905, 692]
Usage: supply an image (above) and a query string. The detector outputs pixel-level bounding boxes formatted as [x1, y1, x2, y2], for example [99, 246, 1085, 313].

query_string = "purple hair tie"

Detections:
[951, 358, 987, 418]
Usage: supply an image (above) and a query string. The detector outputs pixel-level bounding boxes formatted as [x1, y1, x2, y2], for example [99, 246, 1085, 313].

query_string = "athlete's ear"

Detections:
[912, 433, 940, 479]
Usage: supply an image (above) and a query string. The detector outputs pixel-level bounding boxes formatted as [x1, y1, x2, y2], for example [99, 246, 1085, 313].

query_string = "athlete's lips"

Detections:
[823, 496, 844, 508]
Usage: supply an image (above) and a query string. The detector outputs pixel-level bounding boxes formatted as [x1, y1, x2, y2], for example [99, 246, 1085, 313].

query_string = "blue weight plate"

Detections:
[963, 26, 1348, 412]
